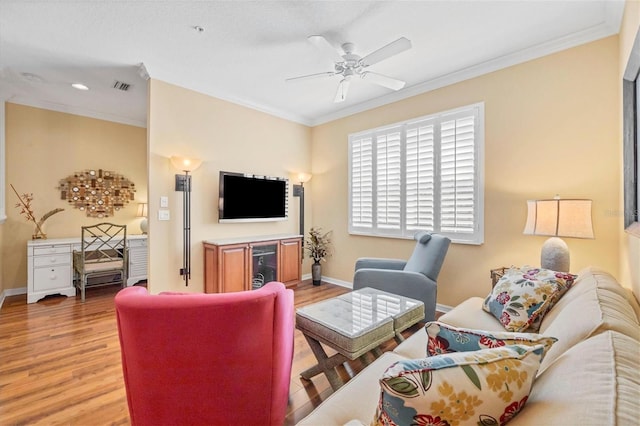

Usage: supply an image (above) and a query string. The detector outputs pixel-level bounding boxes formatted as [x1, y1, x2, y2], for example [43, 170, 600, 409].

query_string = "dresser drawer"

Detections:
[33, 245, 71, 256]
[33, 266, 72, 291]
[128, 238, 148, 248]
[33, 254, 70, 268]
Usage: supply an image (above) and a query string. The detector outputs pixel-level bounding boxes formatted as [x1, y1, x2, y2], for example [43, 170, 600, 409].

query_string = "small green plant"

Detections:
[304, 227, 333, 263]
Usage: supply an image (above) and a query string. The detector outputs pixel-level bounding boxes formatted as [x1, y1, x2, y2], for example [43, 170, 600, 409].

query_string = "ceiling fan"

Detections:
[286, 35, 412, 103]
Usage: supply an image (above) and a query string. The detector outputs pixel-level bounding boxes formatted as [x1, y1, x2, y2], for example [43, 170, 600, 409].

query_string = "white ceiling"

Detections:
[0, 1, 624, 128]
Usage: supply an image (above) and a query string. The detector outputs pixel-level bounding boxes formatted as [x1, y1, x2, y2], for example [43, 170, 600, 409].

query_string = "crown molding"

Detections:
[5, 96, 147, 128]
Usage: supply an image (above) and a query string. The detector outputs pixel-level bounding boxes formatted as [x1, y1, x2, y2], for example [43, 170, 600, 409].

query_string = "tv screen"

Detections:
[219, 171, 288, 222]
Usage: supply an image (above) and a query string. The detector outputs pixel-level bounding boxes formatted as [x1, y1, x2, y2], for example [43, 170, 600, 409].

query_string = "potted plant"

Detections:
[304, 227, 333, 286]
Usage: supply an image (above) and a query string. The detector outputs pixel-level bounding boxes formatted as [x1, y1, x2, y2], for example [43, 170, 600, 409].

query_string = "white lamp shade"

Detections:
[136, 203, 148, 218]
[523, 199, 594, 239]
[170, 156, 203, 172]
[295, 172, 312, 184]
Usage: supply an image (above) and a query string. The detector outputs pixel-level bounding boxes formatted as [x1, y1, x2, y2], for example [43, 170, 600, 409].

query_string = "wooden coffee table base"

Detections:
[296, 288, 425, 391]
[300, 334, 384, 390]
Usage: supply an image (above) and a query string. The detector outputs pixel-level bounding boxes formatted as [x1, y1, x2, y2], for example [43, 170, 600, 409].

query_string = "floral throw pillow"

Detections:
[425, 321, 557, 360]
[372, 344, 545, 426]
[482, 267, 577, 332]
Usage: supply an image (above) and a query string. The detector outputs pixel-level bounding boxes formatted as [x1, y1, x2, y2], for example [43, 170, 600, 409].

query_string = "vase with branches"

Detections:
[11, 184, 64, 239]
[304, 227, 332, 285]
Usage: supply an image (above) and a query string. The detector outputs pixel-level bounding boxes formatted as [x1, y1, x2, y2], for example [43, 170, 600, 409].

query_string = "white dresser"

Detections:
[27, 234, 148, 304]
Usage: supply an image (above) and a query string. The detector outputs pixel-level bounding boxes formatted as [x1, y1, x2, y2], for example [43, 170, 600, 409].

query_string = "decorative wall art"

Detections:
[59, 169, 136, 218]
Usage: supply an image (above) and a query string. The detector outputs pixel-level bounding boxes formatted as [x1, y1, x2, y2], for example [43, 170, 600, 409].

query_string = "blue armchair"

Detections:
[353, 231, 451, 321]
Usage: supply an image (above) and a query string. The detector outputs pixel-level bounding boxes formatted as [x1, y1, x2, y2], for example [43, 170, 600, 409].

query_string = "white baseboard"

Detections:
[0, 286, 27, 310]
[436, 303, 453, 313]
[301, 274, 454, 313]
[301, 273, 353, 289]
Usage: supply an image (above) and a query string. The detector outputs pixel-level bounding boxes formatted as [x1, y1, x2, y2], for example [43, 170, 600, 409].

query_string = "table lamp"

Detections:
[136, 203, 148, 234]
[523, 197, 594, 272]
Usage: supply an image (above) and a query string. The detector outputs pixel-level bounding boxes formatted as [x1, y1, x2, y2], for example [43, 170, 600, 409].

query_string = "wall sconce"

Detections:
[171, 156, 203, 286]
[292, 173, 312, 259]
[136, 203, 148, 234]
[523, 196, 594, 272]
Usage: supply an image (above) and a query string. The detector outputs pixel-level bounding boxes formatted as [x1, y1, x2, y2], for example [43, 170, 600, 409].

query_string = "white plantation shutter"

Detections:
[376, 128, 402, 231]
[440, 113, 476, 234]
[349, 103, 483, 244]
[350, 136, 373, 229]
[406, 120, 435, 232]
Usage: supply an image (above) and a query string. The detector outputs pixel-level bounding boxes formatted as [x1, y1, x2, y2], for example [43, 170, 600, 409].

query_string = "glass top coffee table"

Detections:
[296, 287, 424, 390]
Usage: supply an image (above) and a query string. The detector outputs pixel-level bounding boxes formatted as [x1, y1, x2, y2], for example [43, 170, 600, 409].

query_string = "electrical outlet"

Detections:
[158, 210, 170, 221]
[160, 196, 169, 208]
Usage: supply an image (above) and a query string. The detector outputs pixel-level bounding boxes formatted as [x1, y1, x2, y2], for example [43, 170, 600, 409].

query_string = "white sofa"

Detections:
[297, 267, 640, 425]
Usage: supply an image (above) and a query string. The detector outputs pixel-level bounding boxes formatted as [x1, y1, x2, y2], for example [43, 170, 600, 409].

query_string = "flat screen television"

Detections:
[218, 171, 288, 222]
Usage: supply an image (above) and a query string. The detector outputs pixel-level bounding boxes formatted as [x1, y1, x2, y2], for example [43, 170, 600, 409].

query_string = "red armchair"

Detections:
[115, 282, 294, 426]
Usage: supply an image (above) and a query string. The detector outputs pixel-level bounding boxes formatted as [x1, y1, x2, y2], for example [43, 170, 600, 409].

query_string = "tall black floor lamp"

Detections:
[292, 173, 312, 260]
[171, 156, 202, 286]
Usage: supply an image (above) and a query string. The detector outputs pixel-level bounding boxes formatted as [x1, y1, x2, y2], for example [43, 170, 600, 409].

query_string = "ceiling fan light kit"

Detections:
[286, 35, 412, 103]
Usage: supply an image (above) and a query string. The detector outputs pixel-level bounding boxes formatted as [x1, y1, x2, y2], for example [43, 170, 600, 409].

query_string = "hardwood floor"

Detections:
[0, 281, 425, 425]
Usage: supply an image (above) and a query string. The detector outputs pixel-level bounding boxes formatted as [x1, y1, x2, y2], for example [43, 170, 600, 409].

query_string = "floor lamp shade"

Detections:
[170, 156, 203, 172]
[523, 198, 594, 272]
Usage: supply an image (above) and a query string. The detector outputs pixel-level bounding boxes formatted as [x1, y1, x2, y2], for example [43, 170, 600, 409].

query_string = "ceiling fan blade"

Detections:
[361, 71, 406, 91]
[334, 78, 350, 103]
[360, 37, 412, 67]
[307, 35, 345, 63]
[285, 71, 335, 83]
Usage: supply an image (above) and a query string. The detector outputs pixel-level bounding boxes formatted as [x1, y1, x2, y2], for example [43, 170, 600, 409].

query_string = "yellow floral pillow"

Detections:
[482, 267, 577, 332]
[372, 344, 544, 426]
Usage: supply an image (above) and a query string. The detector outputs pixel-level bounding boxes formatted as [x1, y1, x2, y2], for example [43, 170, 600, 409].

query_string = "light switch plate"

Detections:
[158, 209, 170, 221]
[160, 196, 169, 208]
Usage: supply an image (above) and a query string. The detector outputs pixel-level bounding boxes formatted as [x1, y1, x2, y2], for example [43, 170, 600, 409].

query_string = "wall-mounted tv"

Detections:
[218, 171, 288, 223]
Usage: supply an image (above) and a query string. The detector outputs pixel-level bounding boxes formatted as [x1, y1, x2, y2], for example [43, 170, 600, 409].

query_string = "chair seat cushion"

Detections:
[83, 259, 124, 273]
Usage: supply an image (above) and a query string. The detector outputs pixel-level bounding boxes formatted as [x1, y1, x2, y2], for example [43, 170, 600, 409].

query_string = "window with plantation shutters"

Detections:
[348, 103, 484, 244]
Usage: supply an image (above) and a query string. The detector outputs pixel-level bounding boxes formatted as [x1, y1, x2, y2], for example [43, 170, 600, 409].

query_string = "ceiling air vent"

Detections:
[113, 80, 131, 91]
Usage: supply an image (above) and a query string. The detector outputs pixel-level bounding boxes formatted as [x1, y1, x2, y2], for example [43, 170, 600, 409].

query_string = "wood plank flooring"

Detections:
[0, 281, 424, 425]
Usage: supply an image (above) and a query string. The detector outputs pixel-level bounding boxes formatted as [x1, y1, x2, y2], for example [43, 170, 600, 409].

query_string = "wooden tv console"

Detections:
[203, 234, 302, 293]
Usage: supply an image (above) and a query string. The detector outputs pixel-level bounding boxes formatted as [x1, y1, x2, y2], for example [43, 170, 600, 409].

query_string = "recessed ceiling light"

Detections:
[71, 83, 89, 91]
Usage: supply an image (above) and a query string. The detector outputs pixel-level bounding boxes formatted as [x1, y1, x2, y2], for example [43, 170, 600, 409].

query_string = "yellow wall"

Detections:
[147, 79, 311, 293]
[311, 36, 621, 307]
[619, 1, 640, 300]
[2, 103, 147, 289]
